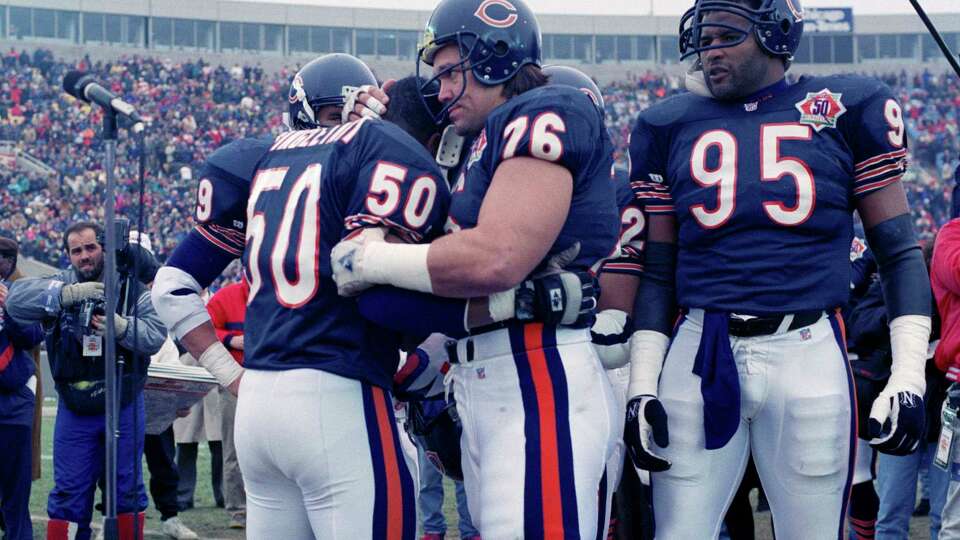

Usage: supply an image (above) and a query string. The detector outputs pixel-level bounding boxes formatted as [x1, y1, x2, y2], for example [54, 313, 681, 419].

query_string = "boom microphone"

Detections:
[63, 70, 145, 127]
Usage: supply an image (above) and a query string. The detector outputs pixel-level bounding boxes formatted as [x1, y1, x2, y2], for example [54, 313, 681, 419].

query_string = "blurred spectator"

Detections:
[0, 49, 956, 271]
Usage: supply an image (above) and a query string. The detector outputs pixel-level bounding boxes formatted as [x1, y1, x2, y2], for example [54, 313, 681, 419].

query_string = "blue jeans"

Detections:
[418, 447, 479, 537]
[876, 442, 950, 540]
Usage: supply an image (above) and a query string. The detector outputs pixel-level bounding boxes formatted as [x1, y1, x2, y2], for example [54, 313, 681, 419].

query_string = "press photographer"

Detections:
[5, 221, 165, 540]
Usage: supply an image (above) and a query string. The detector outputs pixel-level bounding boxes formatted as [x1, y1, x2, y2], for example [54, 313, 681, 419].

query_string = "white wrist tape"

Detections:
[627, 330, 670, 399]
[487, 288, 516, 323]
[361, 241, 434, 293]
[198, 342, 244, 388]
[887, 314, 932, 397]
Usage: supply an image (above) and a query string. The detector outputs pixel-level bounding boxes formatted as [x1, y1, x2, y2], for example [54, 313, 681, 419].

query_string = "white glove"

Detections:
[590, 309, 631, 369]
[341, 84, 387, 124]
[61, 281, 104, 308]
[330, 228, 387, 297]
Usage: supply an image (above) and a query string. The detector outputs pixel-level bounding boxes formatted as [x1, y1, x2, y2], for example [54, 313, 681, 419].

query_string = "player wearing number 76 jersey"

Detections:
[624, 0, 932, 538]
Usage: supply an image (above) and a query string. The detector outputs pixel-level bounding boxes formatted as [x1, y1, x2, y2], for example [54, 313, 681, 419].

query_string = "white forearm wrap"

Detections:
[487, 288, 516, 322]
[361, 241, 434, 293]
[198, 342, 244, 388]
[627, 330, 670, 399]
[886, 314, 932, 397]
[151, 266, 211, 341]
[592, 309, 630, 370]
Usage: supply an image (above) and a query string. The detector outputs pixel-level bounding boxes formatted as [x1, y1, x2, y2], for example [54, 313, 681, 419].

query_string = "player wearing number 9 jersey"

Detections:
[623, 0, 932, 538]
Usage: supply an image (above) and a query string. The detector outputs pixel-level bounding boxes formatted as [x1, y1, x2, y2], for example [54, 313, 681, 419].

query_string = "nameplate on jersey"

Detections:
[794, 89, 847, 132]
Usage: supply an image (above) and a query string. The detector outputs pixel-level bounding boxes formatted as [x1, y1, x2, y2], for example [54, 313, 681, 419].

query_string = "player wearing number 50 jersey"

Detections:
[153, 71, 450, 539]
[152, 53, 379, 393]
[624, 0, 932, 538]
[237, 82, 450, 540]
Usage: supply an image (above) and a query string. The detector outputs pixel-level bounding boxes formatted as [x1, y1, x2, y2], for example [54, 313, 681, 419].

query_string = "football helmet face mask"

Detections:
[678, 0, 804, 64]
[405, 398, 464, 481]
[287, 53, 378, 130]
[416, 0, 542, 125]
[543, 64, 605, 113]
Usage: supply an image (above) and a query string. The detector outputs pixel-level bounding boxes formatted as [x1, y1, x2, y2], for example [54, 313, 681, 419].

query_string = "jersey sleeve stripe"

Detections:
[601, 261, 645, 275]
[196, 224, 244, 257]
[854, 161, 906, 182]
[853, 174, 903, 196]
[645, 204, 675, 213]
[854, 148, 907, 172]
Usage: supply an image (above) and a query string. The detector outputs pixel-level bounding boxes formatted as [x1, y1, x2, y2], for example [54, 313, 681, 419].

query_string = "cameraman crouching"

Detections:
[6, 221, 165, 540]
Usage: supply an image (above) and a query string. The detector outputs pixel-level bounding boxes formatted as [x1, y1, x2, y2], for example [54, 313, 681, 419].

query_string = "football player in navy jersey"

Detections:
[623, 0, 932, 538]
[152, 53, 378, 395]
[330, 0, 622, 537]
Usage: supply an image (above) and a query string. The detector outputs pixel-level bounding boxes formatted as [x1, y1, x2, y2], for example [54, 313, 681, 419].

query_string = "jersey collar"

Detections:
[740, 78, 789, 111]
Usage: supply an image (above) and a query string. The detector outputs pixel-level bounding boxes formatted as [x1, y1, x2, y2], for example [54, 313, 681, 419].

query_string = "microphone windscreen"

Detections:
[62, 70, 93, 100]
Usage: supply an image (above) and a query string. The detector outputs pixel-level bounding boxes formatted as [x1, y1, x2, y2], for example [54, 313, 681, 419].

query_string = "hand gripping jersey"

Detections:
[448, 85, 620, 275]
[239, 119, 450, 388]
[630, 75, 908, 314]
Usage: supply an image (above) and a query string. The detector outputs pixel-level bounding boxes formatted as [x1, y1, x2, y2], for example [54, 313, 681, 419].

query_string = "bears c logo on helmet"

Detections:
[474, 0, 518, 29]
[289, 74, 306, 104]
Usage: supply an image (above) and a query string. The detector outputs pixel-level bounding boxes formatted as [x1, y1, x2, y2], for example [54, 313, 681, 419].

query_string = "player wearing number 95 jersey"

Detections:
[623, 0, 932, 538]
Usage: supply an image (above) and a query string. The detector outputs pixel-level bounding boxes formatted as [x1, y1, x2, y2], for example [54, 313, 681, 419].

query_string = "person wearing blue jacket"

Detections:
[0, 260, 45, 540]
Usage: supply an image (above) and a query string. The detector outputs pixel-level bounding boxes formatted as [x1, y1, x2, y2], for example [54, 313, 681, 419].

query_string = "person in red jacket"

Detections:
[934, 224, 960, 381]
[205, 279, 248, 528]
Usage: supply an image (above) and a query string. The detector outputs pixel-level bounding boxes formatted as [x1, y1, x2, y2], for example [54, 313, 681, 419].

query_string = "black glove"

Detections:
[624, 395, 671, 472]
[514, 271, 597, 328]
[868, 391, 926, 456]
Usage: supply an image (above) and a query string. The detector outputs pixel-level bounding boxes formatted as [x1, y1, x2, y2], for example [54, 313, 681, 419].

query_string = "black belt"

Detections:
[726, 310, 823, 338]
[445, 338, 471, 365]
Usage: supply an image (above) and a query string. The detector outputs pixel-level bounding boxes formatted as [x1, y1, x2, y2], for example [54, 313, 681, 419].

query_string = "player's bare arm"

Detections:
[334, 156, 573, 299]
[426, 157, 572, 296]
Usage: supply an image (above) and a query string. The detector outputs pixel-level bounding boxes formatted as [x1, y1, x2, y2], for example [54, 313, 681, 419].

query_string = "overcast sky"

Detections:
[242, 0, 960, 16]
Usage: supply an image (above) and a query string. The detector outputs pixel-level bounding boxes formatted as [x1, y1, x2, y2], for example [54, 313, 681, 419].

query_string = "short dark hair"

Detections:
[383, 76, 446, 147]
[501, 64, 548, 100]
[63, 222, 103, 252]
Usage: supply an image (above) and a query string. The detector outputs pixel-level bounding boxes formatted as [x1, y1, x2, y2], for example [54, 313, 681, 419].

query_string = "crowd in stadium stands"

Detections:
[0, 48, 958, 272]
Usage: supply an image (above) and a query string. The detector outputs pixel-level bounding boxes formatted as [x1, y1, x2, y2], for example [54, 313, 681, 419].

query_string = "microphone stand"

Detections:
[101, 107, 121, 540]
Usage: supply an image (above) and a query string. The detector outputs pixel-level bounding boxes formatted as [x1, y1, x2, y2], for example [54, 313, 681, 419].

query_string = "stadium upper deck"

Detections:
[4, 0, 959, 79]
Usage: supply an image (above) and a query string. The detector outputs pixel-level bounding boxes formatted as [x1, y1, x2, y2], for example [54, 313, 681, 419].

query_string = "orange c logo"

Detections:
[474, 0, 519, 29]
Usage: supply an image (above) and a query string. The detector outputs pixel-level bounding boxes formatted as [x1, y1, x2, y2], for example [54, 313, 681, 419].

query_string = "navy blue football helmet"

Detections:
[678, 0, 804, 64]
[543, 64, 604, 113]
[287, 53, 378, 130]
[416, 0, 542, 124]
[405, 397, 463, 481]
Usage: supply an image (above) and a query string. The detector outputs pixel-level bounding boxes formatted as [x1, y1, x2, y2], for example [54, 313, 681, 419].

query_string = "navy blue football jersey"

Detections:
[447, 85, 620, 276]
[242, 119, 451, 388]
[194, 136, 274, 258]
[630, 75, 908, 314]
[601, 172, 646, 277]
